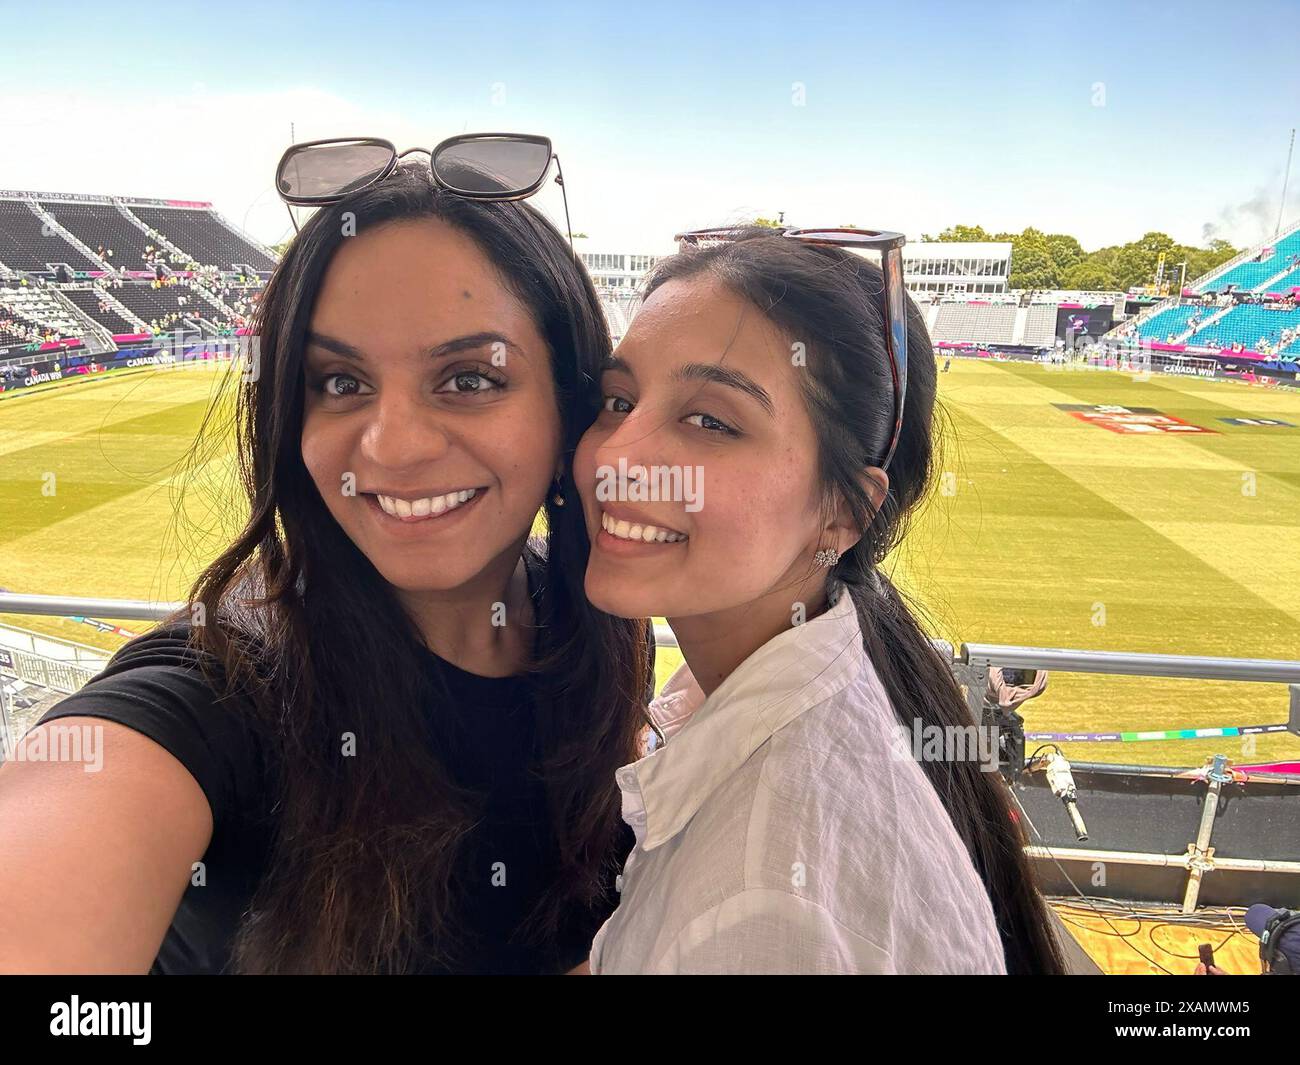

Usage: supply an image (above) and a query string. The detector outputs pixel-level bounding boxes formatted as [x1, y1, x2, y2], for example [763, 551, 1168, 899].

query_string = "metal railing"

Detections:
[4, 592, 1299, 739]
[958, 642, 1300, 731]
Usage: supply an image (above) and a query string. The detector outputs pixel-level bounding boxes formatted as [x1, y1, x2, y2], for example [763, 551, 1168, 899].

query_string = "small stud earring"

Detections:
[813, 548, 841, 568]
[551, 478, 566, 507]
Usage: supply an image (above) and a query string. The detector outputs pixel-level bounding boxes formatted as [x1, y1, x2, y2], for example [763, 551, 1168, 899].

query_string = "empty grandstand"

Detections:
[0, 189, 275, 279]
[125, 203, 276, 273]
[919, 291, 1120, 351]
[0, 198, 101, 273]
[0, 188, 275, 385]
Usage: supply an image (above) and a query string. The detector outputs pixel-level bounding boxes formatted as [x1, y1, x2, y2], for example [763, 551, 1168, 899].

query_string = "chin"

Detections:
[373, 556, 484, 596]
[583, 568, 669, 621]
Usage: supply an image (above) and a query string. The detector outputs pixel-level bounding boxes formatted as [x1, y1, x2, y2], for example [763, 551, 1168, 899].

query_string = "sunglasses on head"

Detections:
[673, 225, 909, 473]
[275, 132, 574, 250]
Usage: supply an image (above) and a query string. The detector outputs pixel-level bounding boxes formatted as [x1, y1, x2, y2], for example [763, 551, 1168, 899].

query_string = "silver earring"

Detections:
[813, 548, 841, 568]
[551, 478, 566, 507]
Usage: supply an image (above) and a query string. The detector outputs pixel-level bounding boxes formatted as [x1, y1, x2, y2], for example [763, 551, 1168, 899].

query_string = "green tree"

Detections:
[1043, 233, 1085, 276]
[1110, 231, 1177, 290]
[1000, 229, 1057, 289]
[1060, 261, 1120, 291]
[921, 224, 994, 243]
[911, 222, 1239, 291]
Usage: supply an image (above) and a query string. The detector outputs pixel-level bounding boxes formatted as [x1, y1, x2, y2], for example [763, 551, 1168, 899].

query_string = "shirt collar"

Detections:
[619, 585, 867, 851]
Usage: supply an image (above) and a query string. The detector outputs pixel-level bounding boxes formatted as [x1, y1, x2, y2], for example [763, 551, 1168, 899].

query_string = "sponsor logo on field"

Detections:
[1052, 403, 1218, 434]
[1218, 417, 1295, 427]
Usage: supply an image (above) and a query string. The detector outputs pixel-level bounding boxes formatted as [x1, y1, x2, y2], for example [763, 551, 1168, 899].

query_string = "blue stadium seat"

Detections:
[1186, 304, 1300, 349]
[1197, 230, 1300, 292]
[1135, 303, 1213, 342]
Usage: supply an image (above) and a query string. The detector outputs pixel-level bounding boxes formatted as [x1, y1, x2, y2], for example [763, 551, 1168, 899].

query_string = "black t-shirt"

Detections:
[37, 557, 640, 975]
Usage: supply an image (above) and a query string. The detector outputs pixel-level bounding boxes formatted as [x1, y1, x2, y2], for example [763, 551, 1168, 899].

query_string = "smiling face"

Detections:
[300, 216, 561, 596]
[575, 275, 843, 623]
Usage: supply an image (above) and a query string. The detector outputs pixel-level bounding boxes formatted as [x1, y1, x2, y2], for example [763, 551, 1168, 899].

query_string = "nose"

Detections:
[357, 386, 452, 470]
[591, 404, 675, 491]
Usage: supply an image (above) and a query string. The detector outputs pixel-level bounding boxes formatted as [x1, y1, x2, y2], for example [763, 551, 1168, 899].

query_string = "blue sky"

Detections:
[2, 0, 1298, 252]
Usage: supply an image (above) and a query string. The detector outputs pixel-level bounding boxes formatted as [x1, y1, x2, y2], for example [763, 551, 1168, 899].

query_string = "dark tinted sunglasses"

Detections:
[275, 133, 573, 247]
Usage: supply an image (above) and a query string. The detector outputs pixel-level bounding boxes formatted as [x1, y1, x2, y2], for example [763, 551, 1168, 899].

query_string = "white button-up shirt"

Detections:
[590, 587, 1008, 974]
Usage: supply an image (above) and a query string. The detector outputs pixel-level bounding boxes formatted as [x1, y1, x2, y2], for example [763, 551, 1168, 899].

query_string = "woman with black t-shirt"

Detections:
[0, 157, 653, 974]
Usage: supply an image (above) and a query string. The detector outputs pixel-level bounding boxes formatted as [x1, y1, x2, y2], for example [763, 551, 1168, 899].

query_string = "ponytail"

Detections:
[845, 568, 1067, 974]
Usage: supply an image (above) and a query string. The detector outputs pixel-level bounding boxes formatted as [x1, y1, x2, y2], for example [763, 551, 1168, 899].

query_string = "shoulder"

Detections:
[36, 619, 270, 829]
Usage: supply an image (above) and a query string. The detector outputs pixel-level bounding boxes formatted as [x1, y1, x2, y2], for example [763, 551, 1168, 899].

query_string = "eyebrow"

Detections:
[603, 354, 775, 417]
[305, 330, 523, 363]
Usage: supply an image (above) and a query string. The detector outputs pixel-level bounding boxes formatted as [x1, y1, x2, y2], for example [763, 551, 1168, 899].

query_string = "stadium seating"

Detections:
[126, 206, 275, 272]
[39, 202, 155, 268]
[1021, 304, 1057, 347]
[0, 200, 100, 272]
[107, 283, 215, 330]
[60, 288, 142, 333]
[0, 286, 85, 340]
[1196, 229, 1300, 293]
[929, 303, 1018, 345]
[1263, 264, 1300, 294]
[1115, 220, 1300, 353]
[1186, 304, 1300, 349]
[0, 311, 35, 345]
[1135, 302, 1215, 343]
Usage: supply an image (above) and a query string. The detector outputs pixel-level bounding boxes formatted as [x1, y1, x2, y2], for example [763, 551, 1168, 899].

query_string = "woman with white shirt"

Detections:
[572, 226, 1068, 974]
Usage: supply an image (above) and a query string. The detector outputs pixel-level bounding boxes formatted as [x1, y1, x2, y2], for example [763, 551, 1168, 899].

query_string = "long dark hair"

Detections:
[642, 229, 1067, 974]
[181, 163, 651, 973]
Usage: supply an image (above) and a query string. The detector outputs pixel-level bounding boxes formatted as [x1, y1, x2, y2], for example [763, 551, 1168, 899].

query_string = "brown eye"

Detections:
[684, 412, 739, 436]
[434, 368, 506, 394]
[320, 374, 366, 396]
[310, 372, 371, 398]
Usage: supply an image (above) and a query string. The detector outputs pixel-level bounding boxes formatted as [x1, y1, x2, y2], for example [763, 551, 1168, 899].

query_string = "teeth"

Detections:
[600, 511, 686, 543]
[376, 488, 477, 519]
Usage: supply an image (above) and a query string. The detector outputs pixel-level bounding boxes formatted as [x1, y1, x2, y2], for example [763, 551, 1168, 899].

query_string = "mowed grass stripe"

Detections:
[1028, 362, 1300, 499]
[2, 368, 236, 649]
[897, 361, 1300, 765]
[0, 398, 215, 544]
[976, 362, 1300, 626]
[903, 394, 1281, 654]
[0, 367, 228, 459]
